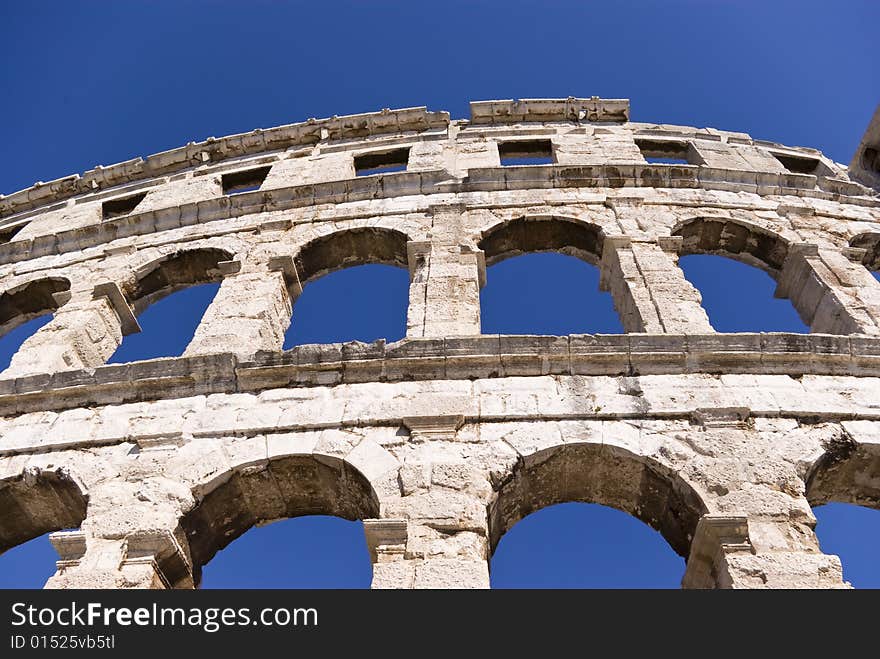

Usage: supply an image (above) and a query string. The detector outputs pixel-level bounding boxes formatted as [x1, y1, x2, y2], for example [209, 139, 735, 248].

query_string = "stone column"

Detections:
[776, 243, 880, 335]
[600, 235, 714, 333]
[365, 517, 490, 589]
[44, 480, 195, 590]
[682, 513, 848, 589]
[406, 241, 484, 338]
[45, 529, 193, 590]
[364, 415, 491, 589]
[184, 261, 293, 358]
[3, 283, 136, 378]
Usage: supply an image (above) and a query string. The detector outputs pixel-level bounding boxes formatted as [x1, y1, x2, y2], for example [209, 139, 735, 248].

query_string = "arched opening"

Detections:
[491, 502, 684, 588]
[0, 277, 71, 373]
[109, 249, 231, 362]
[673, 218, 806, 332]
[0, 315, 53, 372]
[806, 440, 880, 588]
[814, 504, 880, 588]
[0, 533, 61, 588]
[678, 255, 808, 332]
[851, 232, 880, 283]
[488, 442, 707, 588]
[200, 517, 372, 588]
[0, 470, 88, 589]
[478, 217, 622, 334]
[0, 221, 27, 244]
[0, 277, 70, 334]
[283, 228, 410, 347]
[181, 453, 379, 588]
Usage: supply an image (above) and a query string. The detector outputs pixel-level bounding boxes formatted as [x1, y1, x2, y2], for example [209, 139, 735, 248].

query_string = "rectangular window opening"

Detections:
[354, 148, 410, 176]
[771, 152, 822, 175]
[636, 139, 696, 166]
[0, 222, 26, 244]
[101, 192, 148, 220]
[498, 140, 554, 166]
[862, 147, 879, 174]
[221, 166, 272, 195]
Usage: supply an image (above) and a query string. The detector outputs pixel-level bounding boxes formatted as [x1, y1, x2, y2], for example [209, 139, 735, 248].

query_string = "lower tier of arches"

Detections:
[1, 412, 877, 589]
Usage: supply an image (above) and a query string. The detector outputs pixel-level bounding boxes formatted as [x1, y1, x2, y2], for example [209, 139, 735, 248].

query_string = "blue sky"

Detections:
[1, 1, 878, 589]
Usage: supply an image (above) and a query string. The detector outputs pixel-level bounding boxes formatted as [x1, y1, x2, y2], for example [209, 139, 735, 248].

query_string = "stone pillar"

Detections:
[3, 283, 136, 378]
[45, 529, 193, 590]
[600, 235, 714, 333]
[44, 480, 195, 590]
[777, 243, 880, 335]
[406, 241, 484, 338]
[365, 518, 490, 589]
[364, 415, 490, 589]
[682, 513, 848, 589]
[184, 261, 293, 358]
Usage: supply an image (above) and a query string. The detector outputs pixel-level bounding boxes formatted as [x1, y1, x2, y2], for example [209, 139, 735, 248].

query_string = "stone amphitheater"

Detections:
[1, 97, 879, 589]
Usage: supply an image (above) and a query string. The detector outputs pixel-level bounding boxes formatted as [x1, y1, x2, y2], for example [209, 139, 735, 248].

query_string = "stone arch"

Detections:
[803, 426, 880, 589]
[124, 247, 235, 314]
[478, 215, 605, 267]
[804, 429, 880, 510]
[488, 442, 708, 560]
[0, 221, 27, 244]
[0, 467, 88, 555]
[671, 216, 791, 276]
[850, 232, 880, 272]
[180, 452, 381, 586]
[292, 227, 410, 286]
[0, 277, 70, 337]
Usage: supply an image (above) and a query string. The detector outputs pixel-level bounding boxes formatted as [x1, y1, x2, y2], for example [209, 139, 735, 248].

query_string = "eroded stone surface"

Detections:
[1, 99, 879, 589]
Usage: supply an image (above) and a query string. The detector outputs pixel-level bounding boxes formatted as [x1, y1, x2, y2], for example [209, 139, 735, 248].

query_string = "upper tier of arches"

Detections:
[1, 206, 879, 384]
[1, 99, 874, 265]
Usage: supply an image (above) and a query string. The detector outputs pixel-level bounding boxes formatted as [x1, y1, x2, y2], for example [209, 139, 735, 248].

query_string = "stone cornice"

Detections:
[0, 332, 877, 417]
[0, 106, 451, 218]
[0, 164, 876, 269]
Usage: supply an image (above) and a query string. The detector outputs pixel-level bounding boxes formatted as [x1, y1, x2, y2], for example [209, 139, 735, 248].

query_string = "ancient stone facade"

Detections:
[1, 97, 879, 589]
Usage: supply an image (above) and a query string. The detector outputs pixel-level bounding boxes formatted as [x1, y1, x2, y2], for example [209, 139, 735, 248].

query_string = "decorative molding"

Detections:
[402, 415, 465, 442]
[363, 519, 408, 563]
[691, 407, 751, 429]
[93, 282, 141, 336]
[268, 255, 303, 296]
[681, 514, 753, 589]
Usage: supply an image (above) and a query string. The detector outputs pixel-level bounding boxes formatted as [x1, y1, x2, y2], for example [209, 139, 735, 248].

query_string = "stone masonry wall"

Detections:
[1, 98, 879, 589]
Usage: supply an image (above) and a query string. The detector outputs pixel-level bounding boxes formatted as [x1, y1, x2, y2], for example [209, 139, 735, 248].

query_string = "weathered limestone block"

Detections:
[452, 137, 499, 174]
[45, 479, 195, 590]
[45, 529, 193, 590]
[554, 129, 644, 165]
[407, 140, 452, 172]
[682, 514, 847, 589]
[262, 152, 354, 187]
[134, 176, 221, 213]
[3, 293, 126, 378]
[366, 514, 490, 589]
[406, 241, 484, 337]
[777, 243, 880, 335]
[600, 235, 713, 333]
[0, 99, 878, 592]
[693, 142, 788, 172]
[13, 202, 102, 240]
[184, 270, 292, 358]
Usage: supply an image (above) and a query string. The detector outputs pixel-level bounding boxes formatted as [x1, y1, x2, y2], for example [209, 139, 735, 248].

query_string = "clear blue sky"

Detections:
[1, 1, 878, 589]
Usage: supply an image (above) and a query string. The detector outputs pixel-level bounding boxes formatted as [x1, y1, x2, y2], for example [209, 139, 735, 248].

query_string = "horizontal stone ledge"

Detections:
[469, 97, 630, 124]
[4, 408, 880, 459]
[1, 164, 875, 267]
[0, 106, 450, 219]
[0, 333, 878, 417]
[7, 98, 861, 220]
